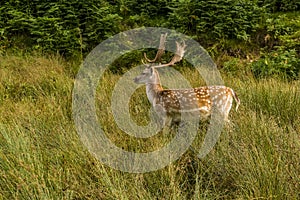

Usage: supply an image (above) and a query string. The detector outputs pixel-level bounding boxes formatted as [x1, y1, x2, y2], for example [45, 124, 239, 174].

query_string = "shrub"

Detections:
[261, 13, 300, 52]
[168, 0, 266, 43]
[0, 0, 122, 55]
[258, 0, 300, 12]
[117, 0, 171, 18]
[251, 48, 300, 80]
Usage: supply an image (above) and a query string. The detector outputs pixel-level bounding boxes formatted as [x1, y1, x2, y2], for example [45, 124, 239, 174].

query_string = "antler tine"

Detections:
[144, 33, 168, 63]
[154, 40, 186, 68]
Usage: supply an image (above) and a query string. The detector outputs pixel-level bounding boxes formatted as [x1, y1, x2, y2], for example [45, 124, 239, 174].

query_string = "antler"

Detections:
[144, 33, 186, 68]
[144, 33, 168, 63]
[154, 40, 186, 68]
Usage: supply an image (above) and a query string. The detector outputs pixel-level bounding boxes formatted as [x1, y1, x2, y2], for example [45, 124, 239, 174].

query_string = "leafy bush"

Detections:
[251, 48, 300, 80]
[277, 14, 300, 52]
[258, 0, 300, 12]
[117, 0, 171, 18]
[168, 0, 266, 42]
[0, 0, 122, 55]
[113, 0, 172, 28]
[0, 0, 299, 59]
[260, 13, 300, 53]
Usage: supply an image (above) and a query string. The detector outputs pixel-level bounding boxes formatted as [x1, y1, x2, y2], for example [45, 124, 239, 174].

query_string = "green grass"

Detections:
[0, 52, 299, 199]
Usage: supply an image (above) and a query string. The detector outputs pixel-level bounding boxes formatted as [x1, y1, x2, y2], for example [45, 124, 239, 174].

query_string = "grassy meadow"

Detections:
[0, 52, 299, 199]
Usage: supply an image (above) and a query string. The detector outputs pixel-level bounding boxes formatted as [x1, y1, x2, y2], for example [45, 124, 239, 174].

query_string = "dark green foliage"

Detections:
[258, 0, 300, 12]
[168, 0, 266, 42]
[251, 48, 300, 80]
[109, 50, 143, 73]
[1, 0, 268, 53]
[271, 14, 300, 52]
[113, 0, 173, 28]
[0, 0, 122, 55]
[252, 13, 300, 80]
[117, 0, 171, 18]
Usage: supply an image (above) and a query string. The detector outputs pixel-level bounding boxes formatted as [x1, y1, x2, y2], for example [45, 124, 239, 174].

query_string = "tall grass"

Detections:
[0, 53, 299, 199]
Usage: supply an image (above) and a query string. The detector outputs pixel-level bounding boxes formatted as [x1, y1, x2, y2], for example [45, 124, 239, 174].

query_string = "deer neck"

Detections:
[145, 70, 163, 104]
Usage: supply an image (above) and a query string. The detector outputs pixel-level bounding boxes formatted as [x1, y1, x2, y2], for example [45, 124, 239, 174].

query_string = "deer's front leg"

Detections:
[153, 104, 172, 128]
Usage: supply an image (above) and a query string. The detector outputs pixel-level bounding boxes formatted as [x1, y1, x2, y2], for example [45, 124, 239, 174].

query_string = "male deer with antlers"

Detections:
[134, 33, 240, 127]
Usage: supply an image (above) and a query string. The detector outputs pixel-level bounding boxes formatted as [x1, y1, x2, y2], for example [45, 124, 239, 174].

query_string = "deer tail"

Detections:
[230, 88, 240, 111]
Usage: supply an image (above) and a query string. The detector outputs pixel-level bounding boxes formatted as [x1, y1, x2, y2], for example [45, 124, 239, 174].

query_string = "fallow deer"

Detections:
[134, 33, 240, 127]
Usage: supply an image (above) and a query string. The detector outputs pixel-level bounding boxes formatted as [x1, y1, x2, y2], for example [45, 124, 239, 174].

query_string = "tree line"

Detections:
[0, 0, 299, 79]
